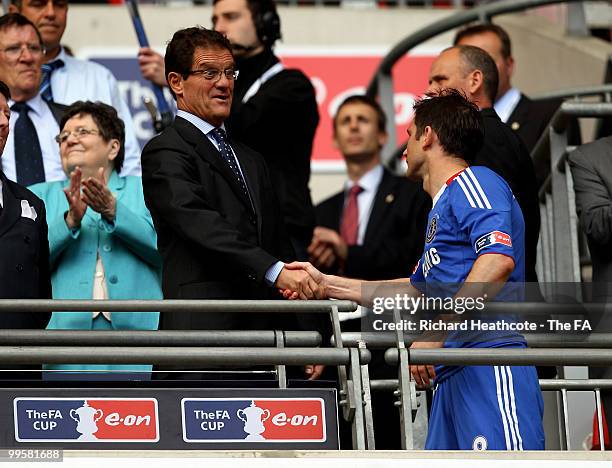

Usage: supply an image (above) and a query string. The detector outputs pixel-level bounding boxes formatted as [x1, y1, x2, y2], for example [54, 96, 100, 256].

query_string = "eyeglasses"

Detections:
[55, 127, 100, 144]
[186, 68, 239, 82]
[0, 43, 45, 60]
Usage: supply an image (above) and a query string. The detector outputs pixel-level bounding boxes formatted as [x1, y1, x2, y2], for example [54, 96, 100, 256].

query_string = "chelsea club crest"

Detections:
[425, 215, 438, 243]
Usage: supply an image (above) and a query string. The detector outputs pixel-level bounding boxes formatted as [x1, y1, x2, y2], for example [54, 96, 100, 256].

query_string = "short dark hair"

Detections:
[454, 23, 512, 59]
[333, 95, 387, 133]
[0, 80, 10, 101]
[60, 101, 125, 173]
[0, 13, 44, 48]
[453, 44, 499, 103]
[165, 26, 233, 99]
[213, 0, 281, 48]
[413, 88, 484, 164]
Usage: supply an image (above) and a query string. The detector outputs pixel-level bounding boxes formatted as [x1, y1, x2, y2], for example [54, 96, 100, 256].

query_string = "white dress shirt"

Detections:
[0, 179, 3, 207]
[48, 48, 142, 177]
[1, 93, 62, 184]
[494, 87, 522, 124]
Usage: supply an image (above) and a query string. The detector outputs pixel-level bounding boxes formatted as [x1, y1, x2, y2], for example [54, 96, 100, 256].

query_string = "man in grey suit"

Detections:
[569, 135, 612, 447]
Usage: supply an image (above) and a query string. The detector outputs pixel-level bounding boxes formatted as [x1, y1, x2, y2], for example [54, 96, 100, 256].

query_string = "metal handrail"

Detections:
[0, 346, 371, 366]
[0, 299, 357, 313]
[384, 347, 612, 366]
[339, 332, 612, 349]
[0, 330, 321, 347]
[371, 378, 612, 391]
[532, 84, 612, 101]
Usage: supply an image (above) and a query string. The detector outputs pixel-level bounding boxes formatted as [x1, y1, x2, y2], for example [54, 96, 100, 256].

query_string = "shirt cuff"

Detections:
[264, 261, 284, 287]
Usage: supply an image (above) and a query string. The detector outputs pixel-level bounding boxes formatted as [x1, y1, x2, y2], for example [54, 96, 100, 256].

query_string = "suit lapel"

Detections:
[363, 170, 395, 245]
[0, 172, 24, 238]
[507, 95, 529, 132]
[175, 118, 255, 214]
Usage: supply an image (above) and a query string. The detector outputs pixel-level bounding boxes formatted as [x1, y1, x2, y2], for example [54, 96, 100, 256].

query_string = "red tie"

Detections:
[340, 185, 363, 246]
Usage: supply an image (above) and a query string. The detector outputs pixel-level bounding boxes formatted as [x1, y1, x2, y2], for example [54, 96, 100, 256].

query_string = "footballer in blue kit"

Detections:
[282, 89, 545, 451]
[409, 164, 544, 450]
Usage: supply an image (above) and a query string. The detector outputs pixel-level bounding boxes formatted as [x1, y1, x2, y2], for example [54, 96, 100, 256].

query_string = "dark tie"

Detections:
[340, 185, 363, 246]
[11, 102, 45, 186]
[40, 59, 65, 103]
[211, 127, 254, 211]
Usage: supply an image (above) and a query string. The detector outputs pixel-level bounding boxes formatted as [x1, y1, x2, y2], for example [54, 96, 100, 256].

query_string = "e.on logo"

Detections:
[14, 398, 159, 442]
[182, 398, 326, 443]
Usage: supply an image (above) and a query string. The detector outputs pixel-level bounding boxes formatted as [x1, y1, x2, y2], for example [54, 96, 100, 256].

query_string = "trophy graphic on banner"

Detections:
[237, 401, 270, 441]
[70, 401, 104, 441]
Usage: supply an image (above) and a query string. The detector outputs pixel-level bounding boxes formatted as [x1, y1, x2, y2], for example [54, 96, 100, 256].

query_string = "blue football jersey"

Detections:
[409, 166, 527, 381]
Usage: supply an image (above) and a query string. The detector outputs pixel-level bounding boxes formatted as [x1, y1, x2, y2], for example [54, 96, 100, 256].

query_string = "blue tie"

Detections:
[40, 59, 64, 103]
[11, 102, 45, 186]
[211, 128, 254, 211]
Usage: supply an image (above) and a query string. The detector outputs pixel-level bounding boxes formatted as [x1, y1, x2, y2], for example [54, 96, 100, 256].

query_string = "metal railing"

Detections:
[534, 102, 612, 296]
[0, 299, 383, 450]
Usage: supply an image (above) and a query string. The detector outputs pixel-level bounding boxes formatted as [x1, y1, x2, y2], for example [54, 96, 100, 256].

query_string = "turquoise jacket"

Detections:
[30, 172, 162, 374]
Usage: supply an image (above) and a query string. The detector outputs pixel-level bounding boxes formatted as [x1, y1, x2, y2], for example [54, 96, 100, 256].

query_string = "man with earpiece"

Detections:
[139, 0, 319, 261]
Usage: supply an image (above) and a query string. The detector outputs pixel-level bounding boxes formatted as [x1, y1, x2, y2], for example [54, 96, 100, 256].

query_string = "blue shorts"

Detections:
[425, 364, 545, 450]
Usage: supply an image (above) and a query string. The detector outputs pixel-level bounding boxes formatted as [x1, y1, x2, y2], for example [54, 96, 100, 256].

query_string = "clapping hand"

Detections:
[63, 167, 87, 229]
[82, 167, 116, 222]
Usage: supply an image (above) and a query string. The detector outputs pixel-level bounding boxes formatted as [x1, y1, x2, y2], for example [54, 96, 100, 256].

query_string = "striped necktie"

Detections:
[11, 102, 45, 186]
[211, 127, 254, 212]
[40, 59, 65, 103]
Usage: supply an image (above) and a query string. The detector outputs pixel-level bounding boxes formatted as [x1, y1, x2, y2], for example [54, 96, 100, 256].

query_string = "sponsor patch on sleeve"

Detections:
[474, 231, 512, 253]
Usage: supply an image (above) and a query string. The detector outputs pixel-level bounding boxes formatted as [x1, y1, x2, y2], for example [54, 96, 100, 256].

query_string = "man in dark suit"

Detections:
[139, 0, 319, 259]
[308, 95, 429, 449]
[569, 136, 612, 446]
[0, 78, 51, 329]
[0, 13, 67, 186]
[141, 27, 318, 335]
[454, 23, 580, 155]
[427, 45, 541, 291]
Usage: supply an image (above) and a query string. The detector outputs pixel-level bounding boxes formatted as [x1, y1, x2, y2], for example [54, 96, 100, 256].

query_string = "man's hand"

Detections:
[409, 340, 443, 388]
[308, 227, 348, 268]
[138, 47, 166, 87]
[275, 265, 323, 300]
[279, 262, 328, 300]
[81, 167, 116, 222]
[63, 167, 86, 230]
[304, 364, 325, 380]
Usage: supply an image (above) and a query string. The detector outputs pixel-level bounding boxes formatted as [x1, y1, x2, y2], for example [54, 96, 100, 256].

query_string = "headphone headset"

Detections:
[253, 0, 281, 48]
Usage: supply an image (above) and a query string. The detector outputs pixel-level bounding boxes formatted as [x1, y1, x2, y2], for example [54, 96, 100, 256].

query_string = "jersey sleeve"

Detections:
[451, 168, 517, 261]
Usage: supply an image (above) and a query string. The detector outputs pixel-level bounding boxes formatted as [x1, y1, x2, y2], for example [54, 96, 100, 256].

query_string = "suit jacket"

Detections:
[509, 94, 582, 187]
[0, 170, 51, 328]
[507, 94, 561, 153]
[29, 172, 162, 328]
[568, 136, 612, 299]
[141, 116, 295, 331]
[475, 108, 541, 287]
[316, 168, 430, 280]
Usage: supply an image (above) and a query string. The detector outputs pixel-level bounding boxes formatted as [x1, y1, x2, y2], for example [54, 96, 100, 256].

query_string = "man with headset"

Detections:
[139, 0, 319, 260]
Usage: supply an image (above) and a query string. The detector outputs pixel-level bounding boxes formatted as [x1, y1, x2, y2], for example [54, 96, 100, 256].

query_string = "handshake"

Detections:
[276, 262, 329, 300]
